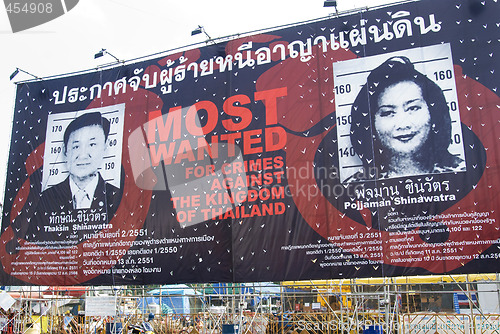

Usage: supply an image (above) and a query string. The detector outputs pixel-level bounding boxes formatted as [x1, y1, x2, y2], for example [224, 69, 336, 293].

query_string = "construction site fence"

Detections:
[5, 312, 500, 334]
[2, 276, 500, 334]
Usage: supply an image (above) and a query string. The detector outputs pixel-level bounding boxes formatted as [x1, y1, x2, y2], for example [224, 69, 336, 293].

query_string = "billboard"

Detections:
[1, 0, 499, 285]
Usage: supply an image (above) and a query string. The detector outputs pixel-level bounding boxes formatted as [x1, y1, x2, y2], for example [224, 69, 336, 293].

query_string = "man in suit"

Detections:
[41, 112, 120, 211]
[25, 111, 122, 243]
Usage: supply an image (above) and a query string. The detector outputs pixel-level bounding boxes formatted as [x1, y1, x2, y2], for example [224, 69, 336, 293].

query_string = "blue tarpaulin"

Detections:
[137, 296, 173, 314]
[147, 284, 200, 314]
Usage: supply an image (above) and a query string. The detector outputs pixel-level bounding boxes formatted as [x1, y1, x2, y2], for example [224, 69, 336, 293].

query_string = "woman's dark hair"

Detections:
[350, 56, 452, 172]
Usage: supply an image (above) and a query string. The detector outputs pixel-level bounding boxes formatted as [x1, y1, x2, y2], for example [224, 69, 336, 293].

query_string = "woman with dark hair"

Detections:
[349, 56, 464, 180]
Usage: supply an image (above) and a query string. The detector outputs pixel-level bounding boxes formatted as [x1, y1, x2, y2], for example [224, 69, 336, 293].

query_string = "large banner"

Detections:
[1, 0, 499, 285]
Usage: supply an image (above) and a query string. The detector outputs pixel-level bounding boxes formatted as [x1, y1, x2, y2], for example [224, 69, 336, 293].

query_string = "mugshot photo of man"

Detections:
[42, 111, 121, 211]
[24, 111, 123, 244]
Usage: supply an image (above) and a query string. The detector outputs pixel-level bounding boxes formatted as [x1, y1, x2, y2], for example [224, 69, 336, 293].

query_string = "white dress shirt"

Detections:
[69, 175, 99, 209]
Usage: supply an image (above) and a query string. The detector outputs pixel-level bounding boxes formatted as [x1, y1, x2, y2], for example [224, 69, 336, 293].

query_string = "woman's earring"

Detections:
[432, 123, 437, 132]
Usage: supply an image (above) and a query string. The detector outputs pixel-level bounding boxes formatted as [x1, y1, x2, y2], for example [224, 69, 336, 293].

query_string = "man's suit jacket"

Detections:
[38, 174, 121, 213]
[25, 174, 122, 242]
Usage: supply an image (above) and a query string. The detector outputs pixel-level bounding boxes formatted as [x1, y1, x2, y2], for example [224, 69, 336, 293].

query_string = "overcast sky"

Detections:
[0, 0, 402, 201]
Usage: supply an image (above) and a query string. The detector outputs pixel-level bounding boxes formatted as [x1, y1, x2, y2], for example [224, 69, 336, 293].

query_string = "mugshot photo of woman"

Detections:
[348, 56, 466, 181]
